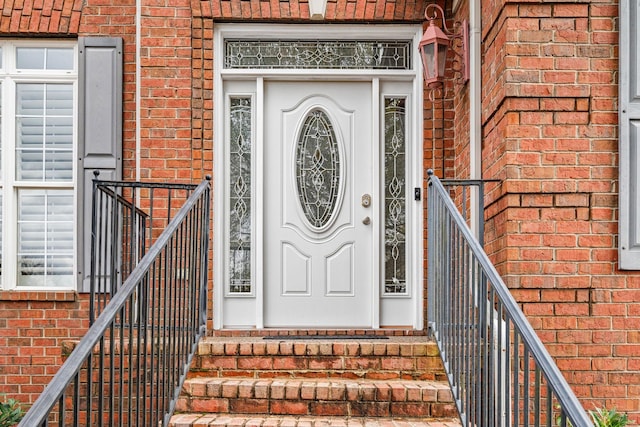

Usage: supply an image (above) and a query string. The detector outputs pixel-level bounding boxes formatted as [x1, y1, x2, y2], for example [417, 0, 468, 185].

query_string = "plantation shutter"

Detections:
[15, 81, 76, 287]
[77, 38, 123, 291]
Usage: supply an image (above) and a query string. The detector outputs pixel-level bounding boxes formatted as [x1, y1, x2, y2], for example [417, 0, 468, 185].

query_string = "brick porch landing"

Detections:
[170, 337, 460, 426]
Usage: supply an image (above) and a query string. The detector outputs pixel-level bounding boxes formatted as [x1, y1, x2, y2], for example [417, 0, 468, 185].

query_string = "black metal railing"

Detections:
[427, 171, 592, 427]
[19, 177, 211, 427]
[89, 176, 208, 322]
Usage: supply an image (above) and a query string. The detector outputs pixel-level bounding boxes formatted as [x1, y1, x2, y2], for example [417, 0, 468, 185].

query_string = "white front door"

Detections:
[214, 24, 425, 331]
[264, 81, 373, 327]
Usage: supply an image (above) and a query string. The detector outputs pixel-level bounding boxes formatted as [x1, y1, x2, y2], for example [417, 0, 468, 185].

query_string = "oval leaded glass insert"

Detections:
[295, 109, 341, 229]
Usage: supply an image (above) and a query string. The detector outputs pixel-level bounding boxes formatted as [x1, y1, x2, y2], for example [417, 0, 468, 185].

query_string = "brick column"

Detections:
[480, 1, 639, 420]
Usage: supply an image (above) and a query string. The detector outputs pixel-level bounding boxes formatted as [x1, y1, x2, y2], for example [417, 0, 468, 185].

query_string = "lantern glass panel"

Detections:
[437, 42, 447, 77]
[421, 43, 436, 80]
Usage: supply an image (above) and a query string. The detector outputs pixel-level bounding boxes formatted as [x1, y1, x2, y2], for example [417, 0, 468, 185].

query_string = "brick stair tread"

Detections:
[190, 337, 446, 382]
[178, 339, 457, 421]
[197, 337, 441, 358]
[181, 377, 454, 403]
[169, 413, 462, 426]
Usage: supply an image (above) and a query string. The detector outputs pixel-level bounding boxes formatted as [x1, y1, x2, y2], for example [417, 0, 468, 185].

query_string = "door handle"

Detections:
[362, 216, 371, 225]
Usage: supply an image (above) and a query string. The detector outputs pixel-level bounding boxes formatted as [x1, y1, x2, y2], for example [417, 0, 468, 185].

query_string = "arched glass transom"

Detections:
[295, 109, 341, 229]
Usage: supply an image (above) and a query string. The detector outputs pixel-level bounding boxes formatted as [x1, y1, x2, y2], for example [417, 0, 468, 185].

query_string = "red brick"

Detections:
[238, 357, 273, 370]
[390, 402, 431, 417]
[555, 303, 590, 316]
[591, 304, 626, 317]
[350, 401, 390, 417]
[270, 400, 308, 415]
[309, 401, 349, 416]
[381, 357, 414, 371]
[229, 398, 269, 414]
[558, 358, 592, 371]
[190, 398, 229, 413]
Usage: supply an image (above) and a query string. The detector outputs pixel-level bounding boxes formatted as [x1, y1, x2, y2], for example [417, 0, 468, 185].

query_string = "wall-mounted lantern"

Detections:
[418, 4, 469, 86]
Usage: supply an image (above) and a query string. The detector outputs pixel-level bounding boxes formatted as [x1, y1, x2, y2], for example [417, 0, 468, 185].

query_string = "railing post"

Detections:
[200, 176, 211, 331]
[89, 170, 100, 325]
[426, 172, 592, 427]
[477, 181, 485, 247]
[427, 170, 435, 331]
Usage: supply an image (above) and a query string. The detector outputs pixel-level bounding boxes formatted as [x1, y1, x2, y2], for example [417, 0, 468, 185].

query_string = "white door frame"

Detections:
[213, 23, 424, 330]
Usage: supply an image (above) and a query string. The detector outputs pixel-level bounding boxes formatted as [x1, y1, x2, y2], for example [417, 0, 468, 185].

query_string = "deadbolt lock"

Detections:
[361, 194, 371, 208]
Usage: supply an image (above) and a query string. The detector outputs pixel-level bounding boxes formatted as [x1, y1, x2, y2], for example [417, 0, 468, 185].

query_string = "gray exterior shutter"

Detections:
[77, 38, 123, 291]
[620, 2, 640, 269]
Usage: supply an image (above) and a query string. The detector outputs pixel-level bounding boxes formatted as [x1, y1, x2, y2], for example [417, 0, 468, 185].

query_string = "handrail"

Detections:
[427, 171, 592, 427]
[19, 177, 211, 427]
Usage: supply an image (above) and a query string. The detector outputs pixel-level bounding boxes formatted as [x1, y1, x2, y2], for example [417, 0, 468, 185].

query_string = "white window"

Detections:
[0, 41, 78, 289]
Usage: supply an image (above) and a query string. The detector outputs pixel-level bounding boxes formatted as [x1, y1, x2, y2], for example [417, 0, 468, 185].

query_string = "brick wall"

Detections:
[451, 0, 471, 181]
[481, 0, 640, 421]
[198, 0, 428, 21]
[191, 5, 215, 331]
[135, 0, 194, 182]
[0, 0, 82, 34]
[0, 292, 90, 404]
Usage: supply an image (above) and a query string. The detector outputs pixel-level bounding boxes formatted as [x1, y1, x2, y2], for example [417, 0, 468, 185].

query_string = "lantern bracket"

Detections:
[422, 3, 469, 85]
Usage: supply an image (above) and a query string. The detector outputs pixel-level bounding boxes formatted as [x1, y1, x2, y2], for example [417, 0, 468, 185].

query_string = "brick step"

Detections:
[168, 413, 462, 426]
[175, 377, 458, 419]
[189, 338, 446, 381]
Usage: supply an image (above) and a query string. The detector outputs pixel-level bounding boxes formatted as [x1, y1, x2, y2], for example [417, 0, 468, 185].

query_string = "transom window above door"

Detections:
[224, 40, 412, 70]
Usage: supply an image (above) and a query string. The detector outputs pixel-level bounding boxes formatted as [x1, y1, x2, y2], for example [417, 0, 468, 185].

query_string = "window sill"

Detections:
[0, 290, 78, 302]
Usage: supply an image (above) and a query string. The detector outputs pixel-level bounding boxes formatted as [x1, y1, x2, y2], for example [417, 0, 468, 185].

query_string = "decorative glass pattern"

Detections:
[225, 40, 411, 70]
[228, 97, 252, 294]
[296, 110, 340, 228]
[384, 98, 406, 294]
